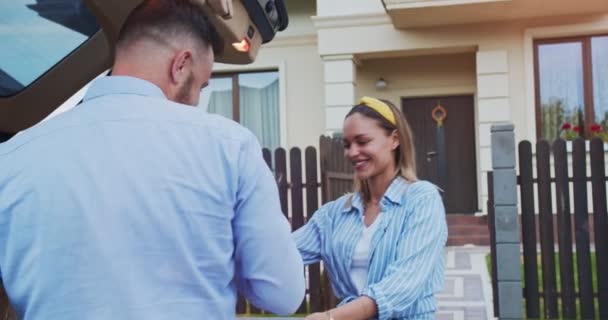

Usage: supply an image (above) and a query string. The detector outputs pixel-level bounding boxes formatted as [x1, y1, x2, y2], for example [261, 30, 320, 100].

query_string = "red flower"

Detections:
[561, 123, 572, 130]
[573, 126, 581, 133]
[591, 124, 602, 133]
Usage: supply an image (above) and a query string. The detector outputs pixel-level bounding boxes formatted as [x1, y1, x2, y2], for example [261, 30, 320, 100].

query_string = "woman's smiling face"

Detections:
[342, 112, 398, 180]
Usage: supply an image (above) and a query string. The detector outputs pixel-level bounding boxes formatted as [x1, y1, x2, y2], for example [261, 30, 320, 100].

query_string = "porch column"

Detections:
[477, 50, 511, 213]
[322, 55, 358, 135]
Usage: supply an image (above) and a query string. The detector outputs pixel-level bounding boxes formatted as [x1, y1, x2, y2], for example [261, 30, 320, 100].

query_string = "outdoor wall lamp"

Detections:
[375, 77, 388, 90]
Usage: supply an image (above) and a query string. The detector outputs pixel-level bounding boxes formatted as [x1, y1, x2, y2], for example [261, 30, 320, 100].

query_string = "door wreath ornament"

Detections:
[432, 101, 447, 128]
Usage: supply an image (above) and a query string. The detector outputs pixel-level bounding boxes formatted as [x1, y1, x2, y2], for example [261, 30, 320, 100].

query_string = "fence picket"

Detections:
[289, 148, 307, 314]
[262, 148, 272, 169]
[590, 138, 608, 318]
[275, 148, 288, 219]
[320, 136, 329, 204]
[552, 139, 576, 318]
[305, 147, 322, 313]
[330, 138, 339, 201]
[536, 140, 558, 318]
[572, 139, 595, 319]
[518, 141, 540, 318]
[291, 148, 305, 230]
[318, 137, 344, 309]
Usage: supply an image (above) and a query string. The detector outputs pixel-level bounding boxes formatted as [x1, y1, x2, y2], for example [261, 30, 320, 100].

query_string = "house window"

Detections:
[199, 71, 280, 149]
[535, 35, 608, 141]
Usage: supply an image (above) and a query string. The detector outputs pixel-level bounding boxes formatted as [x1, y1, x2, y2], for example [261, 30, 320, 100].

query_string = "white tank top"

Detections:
[350, 215, 381, 294]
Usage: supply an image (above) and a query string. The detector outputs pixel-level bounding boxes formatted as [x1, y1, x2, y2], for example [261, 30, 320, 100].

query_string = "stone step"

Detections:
[446, 214, 487, 225]
[448, 225, 490, 236]
[447, 235, 490, 246]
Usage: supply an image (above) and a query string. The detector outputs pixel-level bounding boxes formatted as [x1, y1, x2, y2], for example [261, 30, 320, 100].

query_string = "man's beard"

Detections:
[175, 72, 196, 106]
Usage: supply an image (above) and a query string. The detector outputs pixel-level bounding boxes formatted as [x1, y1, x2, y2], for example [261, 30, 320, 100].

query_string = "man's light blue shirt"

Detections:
[0, 76, 305, 320]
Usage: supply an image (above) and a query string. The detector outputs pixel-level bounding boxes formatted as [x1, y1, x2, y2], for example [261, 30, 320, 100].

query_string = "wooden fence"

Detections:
[489, 138, 608, 319]
[237, 136, 351, 315]
[0, 137, 353, 318]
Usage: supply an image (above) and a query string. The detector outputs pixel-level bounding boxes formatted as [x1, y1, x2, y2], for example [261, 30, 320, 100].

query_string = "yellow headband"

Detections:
[358, 96, 397, 125]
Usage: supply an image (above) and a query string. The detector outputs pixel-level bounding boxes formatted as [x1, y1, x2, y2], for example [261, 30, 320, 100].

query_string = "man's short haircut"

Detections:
[116, 0, 223, 56]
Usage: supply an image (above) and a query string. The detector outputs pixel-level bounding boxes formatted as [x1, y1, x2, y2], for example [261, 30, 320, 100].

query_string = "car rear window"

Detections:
[0, 0, 99, 97]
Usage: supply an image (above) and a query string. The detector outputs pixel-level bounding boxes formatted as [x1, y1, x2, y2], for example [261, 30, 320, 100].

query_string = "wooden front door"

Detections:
[401, 95, 478, 214]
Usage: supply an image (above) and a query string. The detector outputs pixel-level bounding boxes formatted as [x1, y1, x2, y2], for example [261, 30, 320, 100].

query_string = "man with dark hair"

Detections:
[0, 0, 305, 319]
[113, 0, 223, 106]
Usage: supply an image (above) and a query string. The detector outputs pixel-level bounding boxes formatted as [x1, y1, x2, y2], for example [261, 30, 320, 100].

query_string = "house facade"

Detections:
[207, 0, 608, 214]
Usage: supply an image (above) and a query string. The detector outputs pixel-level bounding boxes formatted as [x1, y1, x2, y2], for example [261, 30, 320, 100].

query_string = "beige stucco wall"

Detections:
[316, 0, 384, 17]
[213, 0, 326, 150]
[280, 0, 317, 37]
[356, 53, 477, 105]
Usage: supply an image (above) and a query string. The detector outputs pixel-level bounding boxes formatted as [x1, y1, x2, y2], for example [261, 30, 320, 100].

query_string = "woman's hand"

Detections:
[304, 311, 331, 320]
[304, 296, 376, 320]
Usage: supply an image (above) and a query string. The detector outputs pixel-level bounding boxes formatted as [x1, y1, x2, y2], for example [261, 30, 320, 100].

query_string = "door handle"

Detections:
[426, 151, 437, 162]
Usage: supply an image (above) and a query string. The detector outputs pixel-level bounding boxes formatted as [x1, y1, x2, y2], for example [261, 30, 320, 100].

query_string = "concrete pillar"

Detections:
[491, 123, 523, 320]
[477, 50, 511, 213]
[322, 55, 358, 135]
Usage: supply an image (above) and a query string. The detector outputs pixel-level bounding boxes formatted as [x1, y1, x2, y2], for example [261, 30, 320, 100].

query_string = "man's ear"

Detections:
[169, 50, 193, 84]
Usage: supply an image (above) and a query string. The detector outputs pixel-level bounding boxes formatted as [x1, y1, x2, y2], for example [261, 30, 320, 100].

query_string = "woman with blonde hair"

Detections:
[294, 96, 447, 320]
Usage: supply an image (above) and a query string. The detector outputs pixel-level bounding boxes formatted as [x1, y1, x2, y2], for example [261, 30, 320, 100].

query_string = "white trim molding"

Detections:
[312, 13, 392, 30]
[397, 85, 476, 98]
[322, 54, 362, 66]
[383, 0, 507, 10]
[322, 55, 358, 133]
[263, 34, 317, 48]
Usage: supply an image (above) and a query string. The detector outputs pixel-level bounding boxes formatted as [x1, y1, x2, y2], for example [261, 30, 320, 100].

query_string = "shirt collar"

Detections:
[83, 76, 167, 102]
[345, 193, 364, 214]
[384, 176, 409, 205]
[341, 176, 410, 213]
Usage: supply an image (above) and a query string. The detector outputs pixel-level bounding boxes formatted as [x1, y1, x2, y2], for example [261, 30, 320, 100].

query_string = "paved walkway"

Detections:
[239, 246, 494, 320]
[436, 246, 493, 320]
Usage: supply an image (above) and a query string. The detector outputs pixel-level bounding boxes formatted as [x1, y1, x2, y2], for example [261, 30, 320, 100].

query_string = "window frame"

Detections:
[209, 69, 279, 124]
[534, 34, 608, 139]
[209, 73, 240, 122]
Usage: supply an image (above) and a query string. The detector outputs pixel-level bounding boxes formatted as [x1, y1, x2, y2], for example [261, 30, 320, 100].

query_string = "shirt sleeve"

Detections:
[291, 203, 330, 265]
[361, 186, 448, 320]
[232, 133, 305, 316]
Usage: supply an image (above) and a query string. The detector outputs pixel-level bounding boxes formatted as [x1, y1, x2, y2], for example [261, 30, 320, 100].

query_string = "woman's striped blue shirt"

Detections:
[293, 177, 448, 320]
